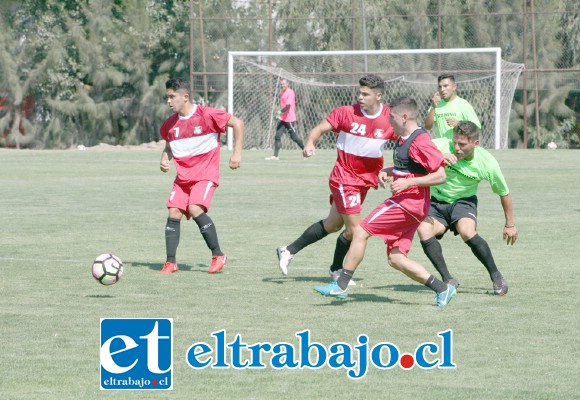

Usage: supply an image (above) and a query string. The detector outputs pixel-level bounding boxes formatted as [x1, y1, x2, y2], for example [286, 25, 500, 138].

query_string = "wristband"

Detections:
[504, 224, 515, 228]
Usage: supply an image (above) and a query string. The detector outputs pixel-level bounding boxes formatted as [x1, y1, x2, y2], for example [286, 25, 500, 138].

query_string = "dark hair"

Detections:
[389, 96, 419, 120]
[437, 74, 456, 83]
[453, 121, 480, 140]
[359, 74, 385, 94]
[166, 78, 190, 95]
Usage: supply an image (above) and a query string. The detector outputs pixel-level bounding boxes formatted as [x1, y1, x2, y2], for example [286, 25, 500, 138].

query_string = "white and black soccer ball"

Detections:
[91, 253, 123, 286]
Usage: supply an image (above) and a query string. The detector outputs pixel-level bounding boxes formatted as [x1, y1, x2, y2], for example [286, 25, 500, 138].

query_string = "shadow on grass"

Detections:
[262, 275, 365, 285]
[85, 294, 116, 298]
[127, 261, 211, 273]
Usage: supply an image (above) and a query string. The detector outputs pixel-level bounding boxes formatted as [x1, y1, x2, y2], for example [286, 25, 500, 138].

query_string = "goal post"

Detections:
[228, 49, 523, 150]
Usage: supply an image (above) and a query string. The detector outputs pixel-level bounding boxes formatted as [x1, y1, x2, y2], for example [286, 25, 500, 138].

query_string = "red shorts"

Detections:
[361, 199, 423, 256]
[167, 180, 216, 217]
[329, 182, 370, 215]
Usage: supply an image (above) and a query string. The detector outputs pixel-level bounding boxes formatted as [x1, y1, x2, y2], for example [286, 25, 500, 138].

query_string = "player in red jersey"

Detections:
[159, 78, 244, 274]
[276, 75, 394, 284]
[314, 96, 457, 307]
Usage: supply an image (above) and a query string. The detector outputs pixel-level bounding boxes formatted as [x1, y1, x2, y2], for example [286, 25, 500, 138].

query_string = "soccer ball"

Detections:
[91, 254, 123, 286]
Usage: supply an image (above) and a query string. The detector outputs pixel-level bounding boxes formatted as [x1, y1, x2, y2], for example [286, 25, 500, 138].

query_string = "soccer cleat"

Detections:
[160, 261, 179, 274]
[329, 269, 356, 286]
[436, 284, 457, 308]
[208, 255, 227, 274]
[265, 156, 279, 161]
[492, 276, 509, 296]
[445, 278, 460, 289]
[277, 246, 293, 275]
[313, 281, 348, 300]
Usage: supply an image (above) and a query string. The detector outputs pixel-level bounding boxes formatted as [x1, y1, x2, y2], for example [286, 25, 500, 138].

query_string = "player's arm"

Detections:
[303, 119, 333, 157]
[160, 141, 172, 173]
[227, 115, 244, 169]
[500, 194, 517, 245]
[424, 92, 440, 130]
[390, 165, 446, 195]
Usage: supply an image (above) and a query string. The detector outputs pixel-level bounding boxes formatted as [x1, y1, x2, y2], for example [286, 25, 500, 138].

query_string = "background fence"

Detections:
[1, 0, 578, 149]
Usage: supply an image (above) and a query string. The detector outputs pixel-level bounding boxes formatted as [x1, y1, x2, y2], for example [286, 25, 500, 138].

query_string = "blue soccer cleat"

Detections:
[436, 284, 457, 308]
[313, 281, 348, 300]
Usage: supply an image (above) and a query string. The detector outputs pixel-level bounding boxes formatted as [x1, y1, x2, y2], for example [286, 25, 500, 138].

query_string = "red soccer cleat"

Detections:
[208, 255, 227, 274]
[160, 261, 179, 274]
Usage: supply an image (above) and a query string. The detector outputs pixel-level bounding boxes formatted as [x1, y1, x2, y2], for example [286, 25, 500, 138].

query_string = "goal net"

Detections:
[228, 49, 523, 150]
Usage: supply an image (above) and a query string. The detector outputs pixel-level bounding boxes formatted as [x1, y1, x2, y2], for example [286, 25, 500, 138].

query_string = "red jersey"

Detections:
[327, 103, 395, 188]
[390, 131, 445, 219]
[160, 105, 231, 186]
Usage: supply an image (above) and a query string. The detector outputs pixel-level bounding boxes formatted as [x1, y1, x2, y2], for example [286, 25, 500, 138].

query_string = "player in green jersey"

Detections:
[425, 74, 481, 140]
[416, 121, 517, 296]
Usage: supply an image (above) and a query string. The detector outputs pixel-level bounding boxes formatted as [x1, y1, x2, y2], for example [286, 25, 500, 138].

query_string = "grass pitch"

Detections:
[0, 147, 578, 399]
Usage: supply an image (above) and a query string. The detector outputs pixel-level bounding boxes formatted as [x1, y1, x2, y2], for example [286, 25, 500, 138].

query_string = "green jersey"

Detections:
[431, 138, 509, 203]
[432, 96, 481, 140]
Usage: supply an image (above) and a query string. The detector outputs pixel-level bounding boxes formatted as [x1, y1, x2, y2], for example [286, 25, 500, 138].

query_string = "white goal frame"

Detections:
[228, 48, 520, 150]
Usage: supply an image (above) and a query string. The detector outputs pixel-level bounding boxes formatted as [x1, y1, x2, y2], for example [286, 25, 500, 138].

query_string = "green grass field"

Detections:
[1, 147, 578, 399]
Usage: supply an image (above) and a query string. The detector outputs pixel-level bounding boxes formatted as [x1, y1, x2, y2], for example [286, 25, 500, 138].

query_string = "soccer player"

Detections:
[276, 74, 394, 284]
[425, 74, 481, 140]
[265, 78, 304, 160]
[417, 120, 517, 295]
[314, 96, 457, 308]
[159, 77, 244, 274]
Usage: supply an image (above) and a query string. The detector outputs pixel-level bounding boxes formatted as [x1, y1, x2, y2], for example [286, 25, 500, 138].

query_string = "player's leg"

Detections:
[418, 216, 458, 287]
[456, 217, 508, 296]
[287, 121, 304, 150]
[188, 181, 227, 274]
[269, 121, 285, 159]
[329, 185, 368, 284]
[277, 201, 342, 275]
[388, 249, 456, 307]
[162, 183, 188, 274]
[314, 224, 370, 299]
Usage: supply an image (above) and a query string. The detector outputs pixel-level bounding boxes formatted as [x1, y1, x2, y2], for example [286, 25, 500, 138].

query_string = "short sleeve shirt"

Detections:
[160, 105, 231, 186]
[433, 97, 481, 139]
[431, 138, 510, 203]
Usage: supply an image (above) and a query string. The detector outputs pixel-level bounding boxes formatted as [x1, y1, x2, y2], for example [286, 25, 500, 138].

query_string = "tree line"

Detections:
[0, 0, 578, 149]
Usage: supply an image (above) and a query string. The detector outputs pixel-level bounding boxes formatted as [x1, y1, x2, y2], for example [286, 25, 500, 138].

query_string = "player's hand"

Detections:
[229, 153, 241, 169]
[275, 110, 282, 120]
[160, 160, 170, 173]
[431, 92, 441, 107]
[446, 117, 459, 127]
[503, 225, 517, 245]
[390, 178, 410, 195]
[378, 171, 392, 188]
[303, 143, 316, 158]
[443, 153, 457, 166]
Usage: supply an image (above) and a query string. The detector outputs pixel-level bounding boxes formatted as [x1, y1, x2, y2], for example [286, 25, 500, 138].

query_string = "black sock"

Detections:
[420, 237, 453, 281]
[330, 233, 351, 272]
[337, 269, 354, 290]
[425, 274, 448, 293]
[287, 220, 329, 255]
[193, 213, 223, 256]
[165, 217, 181, 263]
[465, 234, 499, 280]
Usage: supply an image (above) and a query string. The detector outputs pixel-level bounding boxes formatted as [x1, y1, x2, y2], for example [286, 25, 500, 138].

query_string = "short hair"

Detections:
[453, 121, 480, 140]
[359, 74, 385, 94]
[389, 96, 419, 120]
[166, 78, 190, 95]
[437, 74, 456, 83]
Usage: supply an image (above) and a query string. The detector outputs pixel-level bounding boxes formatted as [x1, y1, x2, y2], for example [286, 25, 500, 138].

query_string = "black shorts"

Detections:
[429, 195, 478, 237]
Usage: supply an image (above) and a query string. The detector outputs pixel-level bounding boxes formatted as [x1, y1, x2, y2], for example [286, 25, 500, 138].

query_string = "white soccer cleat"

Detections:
[277, 246, 293, 275]
[329, 268, 356, 286]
